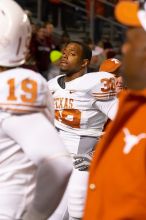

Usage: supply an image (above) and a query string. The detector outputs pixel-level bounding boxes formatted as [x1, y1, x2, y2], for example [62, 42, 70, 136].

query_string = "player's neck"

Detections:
[64, 69, 85, 82]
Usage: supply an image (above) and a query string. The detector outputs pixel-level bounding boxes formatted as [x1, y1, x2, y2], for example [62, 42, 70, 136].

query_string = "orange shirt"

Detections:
[83, 90, 146, 220]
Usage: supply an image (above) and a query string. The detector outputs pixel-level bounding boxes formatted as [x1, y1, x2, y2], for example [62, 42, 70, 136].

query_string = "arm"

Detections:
[73, 99, 118, 171]
[90, 72, 118, 120]
[68, 169, 89, 219]
[2, 113, 72, 220]
[94, 98, 119, 120]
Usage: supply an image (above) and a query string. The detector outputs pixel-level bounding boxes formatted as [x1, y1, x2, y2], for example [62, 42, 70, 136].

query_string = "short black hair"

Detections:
[66, 41, 92, 62]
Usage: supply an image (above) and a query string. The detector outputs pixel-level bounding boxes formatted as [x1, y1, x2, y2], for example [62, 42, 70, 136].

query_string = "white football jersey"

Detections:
[0, 68, 53, 116]
[48, 72, 118, 137]
[0, 68, 60, 218]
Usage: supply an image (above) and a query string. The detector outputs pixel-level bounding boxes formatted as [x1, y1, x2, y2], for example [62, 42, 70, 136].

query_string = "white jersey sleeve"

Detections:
[93, 98, 118, 120]
[0, 68, 54, 123]
[88, 72, 118, 119]
[2, 112, 69, 165]
[89, 71, 117, 101]
[91, 72, 118, 120]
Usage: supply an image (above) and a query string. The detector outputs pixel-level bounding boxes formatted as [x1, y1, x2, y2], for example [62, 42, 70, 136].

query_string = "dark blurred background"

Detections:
[17, 0, 126, 80]
[16, 0, 126, 44]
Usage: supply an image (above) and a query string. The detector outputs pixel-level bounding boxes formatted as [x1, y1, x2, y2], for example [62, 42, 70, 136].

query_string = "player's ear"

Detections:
[81, 59, 89, 68]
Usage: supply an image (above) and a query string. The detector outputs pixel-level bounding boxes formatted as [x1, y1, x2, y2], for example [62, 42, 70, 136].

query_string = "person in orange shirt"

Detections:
[83, 1, 146, 220]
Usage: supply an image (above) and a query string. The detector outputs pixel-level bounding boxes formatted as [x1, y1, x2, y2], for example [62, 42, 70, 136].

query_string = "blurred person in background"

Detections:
[44, 22, 56, 49]
[99, 58, 122, 77]
[35, 22, 56, 80]
[35, 26, 50, 79]
[88, 47, 105, 72]
[115, 75, 125, 95]
[100, 58, 125, 131]
[83, 1, 146, 219]
[0, 0, 72, 220]
[23, 22, 39, 72]
[102, 38, 117, 59]
[83, 37, 105, 72]
[99, 58, 126, 95]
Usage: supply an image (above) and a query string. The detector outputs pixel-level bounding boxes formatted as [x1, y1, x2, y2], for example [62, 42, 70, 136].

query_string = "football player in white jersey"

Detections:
[48, 41, 118, 220]
[0, 0, 72, 220]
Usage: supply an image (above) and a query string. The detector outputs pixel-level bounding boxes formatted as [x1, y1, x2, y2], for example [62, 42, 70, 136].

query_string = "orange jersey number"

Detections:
[55, 109, 81, 128]
[7, 78, 37, 103]
[101, 78, 115, 92]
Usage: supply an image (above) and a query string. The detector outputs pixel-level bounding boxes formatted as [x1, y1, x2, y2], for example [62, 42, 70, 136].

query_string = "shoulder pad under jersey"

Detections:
[84, 72, 117, 101]
[0, 68, 51, 113]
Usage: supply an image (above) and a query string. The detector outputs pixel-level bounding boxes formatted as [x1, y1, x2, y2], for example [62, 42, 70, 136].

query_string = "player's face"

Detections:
[115, 76, 124, 94]
[60, 43, 84, 75]
[122, 28, 146, 90]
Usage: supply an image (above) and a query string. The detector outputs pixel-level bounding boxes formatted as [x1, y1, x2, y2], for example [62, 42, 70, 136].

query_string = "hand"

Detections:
[73, 152, 94, 171]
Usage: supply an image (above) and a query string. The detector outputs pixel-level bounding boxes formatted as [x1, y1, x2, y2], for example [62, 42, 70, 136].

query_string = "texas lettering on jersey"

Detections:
[54, 98, 74, 109]
[54, 98, 81, 128]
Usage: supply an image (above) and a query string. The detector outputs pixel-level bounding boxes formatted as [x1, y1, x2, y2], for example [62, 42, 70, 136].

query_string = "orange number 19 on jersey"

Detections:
[7, 78, 38, 103]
